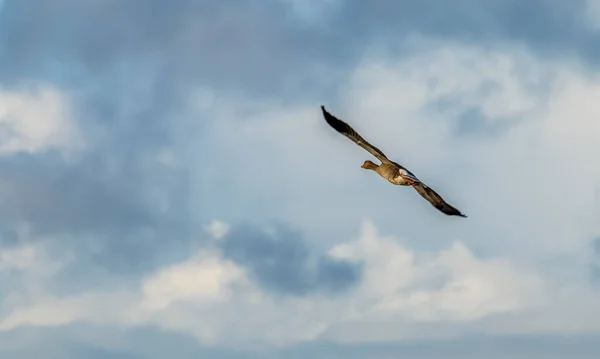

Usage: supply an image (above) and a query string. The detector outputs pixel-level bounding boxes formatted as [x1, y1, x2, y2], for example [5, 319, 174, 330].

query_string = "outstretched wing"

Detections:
[411, 182, 467, 217]
[321, 105, 390, 163]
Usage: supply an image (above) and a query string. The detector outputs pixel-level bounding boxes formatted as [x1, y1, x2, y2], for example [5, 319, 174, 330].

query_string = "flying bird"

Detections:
[321, 105, 467, 218]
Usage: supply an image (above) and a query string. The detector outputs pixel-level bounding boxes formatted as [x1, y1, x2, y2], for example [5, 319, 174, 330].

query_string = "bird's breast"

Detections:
[375, 165, 411, 186]
[389, 176, 411, 186]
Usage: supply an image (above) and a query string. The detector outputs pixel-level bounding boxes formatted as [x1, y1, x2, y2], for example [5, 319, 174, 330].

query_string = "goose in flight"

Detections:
[321, 105, 467, 218]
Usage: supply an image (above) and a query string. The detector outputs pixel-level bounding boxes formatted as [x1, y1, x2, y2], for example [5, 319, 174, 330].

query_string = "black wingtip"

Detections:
[447, 211, 467, 218]
[320, 105, 348, 134]
[452, 210, 468, 218]
[439, 206, 467, 218]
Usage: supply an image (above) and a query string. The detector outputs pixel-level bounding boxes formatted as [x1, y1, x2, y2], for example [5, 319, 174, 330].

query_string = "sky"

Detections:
[2, 0, 600, 358]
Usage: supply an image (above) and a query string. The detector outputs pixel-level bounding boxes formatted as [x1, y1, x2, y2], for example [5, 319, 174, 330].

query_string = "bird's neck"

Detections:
[363, 162, 379, 170]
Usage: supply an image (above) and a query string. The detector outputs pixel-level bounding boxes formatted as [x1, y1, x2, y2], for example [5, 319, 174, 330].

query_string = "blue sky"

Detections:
[2, 0, 600, 358]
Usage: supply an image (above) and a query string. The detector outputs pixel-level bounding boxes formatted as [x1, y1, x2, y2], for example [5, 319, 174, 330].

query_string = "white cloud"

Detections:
[192, 39, 600, 259]
[0, 246, 38, 272]
[331, 41, 600, 258]
[204, 220, 230, 239]
[0, 242, 69, 328]
[0, 241, 62, 277]
[0, 84, 83, 155]
[329, 221, 543, 323]
[181, 39, 600, 344]
[138, 220, 541, 345]
[0, 292, 135, 332]
[138, 249, 245, 311]
[4, 39, 600, 348]
[0, 220, 544, 346]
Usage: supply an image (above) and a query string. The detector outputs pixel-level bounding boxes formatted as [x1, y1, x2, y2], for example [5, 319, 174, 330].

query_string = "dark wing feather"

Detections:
[412, 182, 467, 217]
[321, 105, 390, 163]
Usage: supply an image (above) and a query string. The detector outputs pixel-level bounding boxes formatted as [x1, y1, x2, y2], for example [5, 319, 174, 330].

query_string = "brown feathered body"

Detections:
[363, 160, 413, 186]
[321, 105, 467, 218]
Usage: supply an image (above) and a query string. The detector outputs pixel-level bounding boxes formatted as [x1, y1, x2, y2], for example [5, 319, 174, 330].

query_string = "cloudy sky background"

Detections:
[2, 0, 600, 358]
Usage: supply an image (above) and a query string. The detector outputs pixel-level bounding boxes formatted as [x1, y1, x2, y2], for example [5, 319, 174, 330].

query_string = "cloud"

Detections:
[0, 144, 193, 289]
[0, 243, 61, 277]
[5, 325, 600, 359]
[204, 220, 230, 239]
[585, 0, 600, 29]
[193, 39, 600, 260]
[0, 220, 544, 346]
[164, 39, 600, 346]
[0, 85, 82, 155]
[0, 292, 135, 332]
[3, 1, 600, 357]
[139, 249, 245, 311]
[1, 0, 596, 101]
[279, 0, 342, 22]
[217, 223, 361, 296]
[2, 39, 598, 351]
[329, 221, 542, 322]
[0, 71, 193, 285]
[0, 245, 38, 271]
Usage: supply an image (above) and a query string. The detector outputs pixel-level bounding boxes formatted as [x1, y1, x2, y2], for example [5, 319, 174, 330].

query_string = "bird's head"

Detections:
[361, 160, 378, 170]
